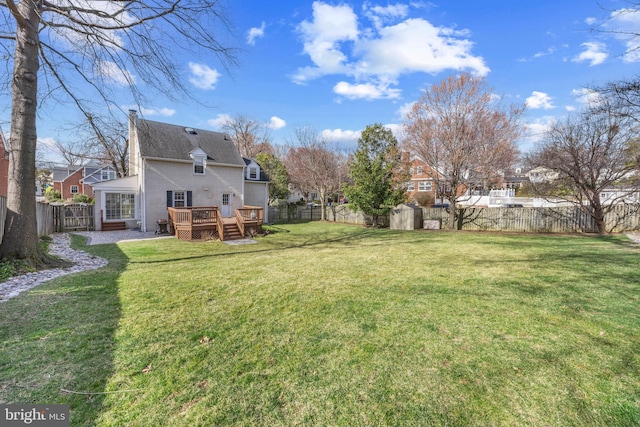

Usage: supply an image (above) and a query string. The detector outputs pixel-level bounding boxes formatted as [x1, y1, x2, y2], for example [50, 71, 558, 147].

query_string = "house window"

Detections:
[101, 169, 116, 181]
[105, 193, 135, 220]
[409, 167, 414, 175]
[417, 166, 423, 175]
[166, 190, 192, 208]
[173, 191, 186, 207]
[249, 167, 258, 180]
[193, 157, 205, 175]
[418, 181, 432, 192]
[408, 182, 415, 191]
[71, 185, 79, 194]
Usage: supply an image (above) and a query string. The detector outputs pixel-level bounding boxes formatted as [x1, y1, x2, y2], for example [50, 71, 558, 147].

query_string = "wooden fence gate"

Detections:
[52, 204, 94, 232]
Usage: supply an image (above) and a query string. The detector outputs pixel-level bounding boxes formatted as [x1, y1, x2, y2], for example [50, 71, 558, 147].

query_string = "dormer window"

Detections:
[194, 156, 205, 175]
[249, 167, 258, 180]
[190, 147, 208, 176]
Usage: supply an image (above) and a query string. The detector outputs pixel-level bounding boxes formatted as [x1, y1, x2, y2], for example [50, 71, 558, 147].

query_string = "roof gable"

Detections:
[136, 119, 244, 167]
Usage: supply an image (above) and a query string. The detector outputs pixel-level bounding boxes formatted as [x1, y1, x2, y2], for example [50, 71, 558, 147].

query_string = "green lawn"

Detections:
[1, 223, 639, 426]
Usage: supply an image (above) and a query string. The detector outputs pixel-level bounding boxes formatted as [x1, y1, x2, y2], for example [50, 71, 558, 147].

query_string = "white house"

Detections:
[92, 111, 269, 232]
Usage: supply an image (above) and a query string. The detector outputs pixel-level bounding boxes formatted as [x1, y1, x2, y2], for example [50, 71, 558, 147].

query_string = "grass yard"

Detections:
[0, 223, 639, 426]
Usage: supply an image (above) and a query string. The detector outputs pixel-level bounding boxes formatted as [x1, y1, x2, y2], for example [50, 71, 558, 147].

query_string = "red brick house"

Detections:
[52, 162, 117, 201]
[406, 154, 445, 206]
[0, 132, 9, 198]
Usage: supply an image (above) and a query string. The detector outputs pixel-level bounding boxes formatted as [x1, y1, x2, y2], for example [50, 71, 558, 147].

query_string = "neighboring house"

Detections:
[52, 161, 118, 200]
[0, 131, 9, 198]
[527, 166, 559, 184]
[502, 167, 529, 190]
[405, 154, 446, 205]
[92, 110, 269, 232]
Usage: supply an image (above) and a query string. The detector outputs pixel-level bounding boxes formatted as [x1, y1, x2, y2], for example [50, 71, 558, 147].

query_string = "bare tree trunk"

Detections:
[592, 200, 607, 235]
[0, 1, 44, 264]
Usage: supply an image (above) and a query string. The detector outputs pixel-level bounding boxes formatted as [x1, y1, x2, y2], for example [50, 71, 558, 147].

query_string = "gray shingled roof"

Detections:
[136, 119, 244, 166]
[243, 157, 270, 182]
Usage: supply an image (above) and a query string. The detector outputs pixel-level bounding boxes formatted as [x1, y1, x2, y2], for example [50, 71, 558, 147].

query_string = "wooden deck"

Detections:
[167, 206, 263, 241]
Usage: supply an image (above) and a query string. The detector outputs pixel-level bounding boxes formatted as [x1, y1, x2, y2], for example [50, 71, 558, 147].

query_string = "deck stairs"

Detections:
[220, 218, 243, 241]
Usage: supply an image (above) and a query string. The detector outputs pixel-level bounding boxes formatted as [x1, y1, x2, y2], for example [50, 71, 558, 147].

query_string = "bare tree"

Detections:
[56, 116, 129, 177]
[0, 0, 236, 265]
[220, 114, 274, 158]
[527, 97, 640, 234]
[403, 73, 524, 229]
[284, 126, 347, 221]
[592, 76, 640, 123]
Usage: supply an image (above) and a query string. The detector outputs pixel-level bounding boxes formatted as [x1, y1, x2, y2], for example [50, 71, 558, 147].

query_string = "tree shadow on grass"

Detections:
[0, 234, 126, 426]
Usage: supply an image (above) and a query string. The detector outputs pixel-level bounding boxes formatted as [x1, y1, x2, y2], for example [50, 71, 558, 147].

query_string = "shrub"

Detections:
[414, 192, 435, 207]
[72, 193, 93, 203]
[45, 188, 61, 202]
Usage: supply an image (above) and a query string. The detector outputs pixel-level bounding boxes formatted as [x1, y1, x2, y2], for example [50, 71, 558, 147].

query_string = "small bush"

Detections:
[414, 192, 435, 207]
[72, 194, 92, 203]
[45, 188, 61, 202]
[0, 259, 33, 281]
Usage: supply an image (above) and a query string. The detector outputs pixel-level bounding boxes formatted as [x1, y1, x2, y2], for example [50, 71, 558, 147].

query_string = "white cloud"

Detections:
[97, 61, 135, 85]
[293, 1, 488, 100]
[321, 128, 361, 144]
[37, 137, 59, 151]
[333, 81, 401, 100]
[247, 22, 266, 46]
[363, 2, 409, 29]
[295, 2, 358, 82]
[268, 116, 286, 130]
[585, 17, 597, 25]
[140, 107, 176, 117]
[396, 102, 416, 120]
[533, 47, 556, 59]
[571, 88, 603, 106]
[607, 8, 640, 62]
[188, 62, 221, 90]
[354, 18, 489, 77]
[572, 42, 608, 66]
[526, 91, 555, 110]
[207, 113, 233, 128]
[521, 116, 556, 149]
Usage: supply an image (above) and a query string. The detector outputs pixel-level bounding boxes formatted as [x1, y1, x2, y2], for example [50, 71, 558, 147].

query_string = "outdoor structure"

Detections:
[92, 111, 268, 240]
[51, 161, 118, 201]
[390, 203, 423, 230]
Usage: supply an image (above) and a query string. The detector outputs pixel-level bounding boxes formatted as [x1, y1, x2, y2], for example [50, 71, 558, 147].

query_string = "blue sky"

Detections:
[7, 0, 640, 163]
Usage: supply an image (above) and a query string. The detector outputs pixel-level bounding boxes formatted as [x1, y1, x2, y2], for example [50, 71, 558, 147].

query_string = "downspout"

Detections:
[140, 157, 146, 232]
[241, 165, 246, 209]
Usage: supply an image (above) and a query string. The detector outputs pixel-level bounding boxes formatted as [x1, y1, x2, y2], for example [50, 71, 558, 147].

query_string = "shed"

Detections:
[390, 203, 423, 230]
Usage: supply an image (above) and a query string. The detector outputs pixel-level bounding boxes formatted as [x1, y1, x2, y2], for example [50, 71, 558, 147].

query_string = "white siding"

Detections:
[142, 159, 244, 231]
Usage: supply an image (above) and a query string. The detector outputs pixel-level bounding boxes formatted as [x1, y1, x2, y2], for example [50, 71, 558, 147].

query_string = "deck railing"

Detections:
[216, 211, 225, 241]
[236, 206, 264, 237]
[166, 206, 263, 241]
[167, 206, 218, 240]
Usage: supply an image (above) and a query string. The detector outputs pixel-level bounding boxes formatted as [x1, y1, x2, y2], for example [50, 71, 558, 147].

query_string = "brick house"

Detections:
[52, 162, 118, 201]
[406, 154, 447, 206]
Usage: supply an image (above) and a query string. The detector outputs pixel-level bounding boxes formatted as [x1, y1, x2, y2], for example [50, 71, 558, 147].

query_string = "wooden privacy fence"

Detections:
[269, 203, 639, 233]
[422, 204, 640, 233]
[0, 201, 94, 245]
[268, 204, 389, 227]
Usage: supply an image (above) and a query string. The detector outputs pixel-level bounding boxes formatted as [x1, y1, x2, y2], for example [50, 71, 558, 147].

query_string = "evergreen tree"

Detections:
[256, 153, 290, 204]
[343, 124, 408, 227]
